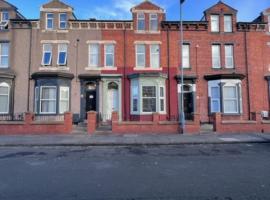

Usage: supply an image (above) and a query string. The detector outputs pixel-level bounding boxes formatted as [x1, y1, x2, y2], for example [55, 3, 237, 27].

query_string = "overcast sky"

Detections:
[8, 0, 270, 21]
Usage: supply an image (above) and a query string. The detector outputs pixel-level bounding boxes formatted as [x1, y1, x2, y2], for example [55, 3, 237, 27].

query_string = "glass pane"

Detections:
[160, 99, 164, 112]
[44, 52, 51, 65]
[2, 12, 9, 21]
[224, 16, 232, 32]
[0, 56, 8, 67]
[137, 54, 145, 67]
[211, 15, 219, 32]
[211, 87, 220, 98]
[47, 13, 53, 18]
[143, 98, 156, 112]
[150, 15, 158, 31]
[225, 58, 233, 68]
[223, 86, 237, 98]
[0, 95, 8, 113]
[60, 101, 69, 113]
[225, 45, 233, 56]
[138, 20, 145, 30]
[106, 54, 114, 66]
[60, 13, 67, 21]
[44, 44, 52, 51]
[90, 44, 99, 54]
[160, 87, 164, 97]
[59, 44, 67, 51]
[151, 54, 159, 68]
[0, 86, 8, 94]
[60, 87, 69, 99]
[41, 100, 56, 113]
[105, 45, 114, 53]
[143, 86, 156, 97]
[58, 52, 67, 65]
[1, 43, 9, 55]
[133, 99, 138, 112]
[151, 45, 159, 53]
[90, 54, 99, 66]
[42, 88, 56, 99]
[211, 100, 220, 112]
[132, 85, 138, 98]
[137, 45, 145, 54]
[47, 19, 53, 28]
[224, 100, 238, 113]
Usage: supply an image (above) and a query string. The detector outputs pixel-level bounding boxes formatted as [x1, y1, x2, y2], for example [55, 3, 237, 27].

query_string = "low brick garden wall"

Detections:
[0, 112, 73, 135]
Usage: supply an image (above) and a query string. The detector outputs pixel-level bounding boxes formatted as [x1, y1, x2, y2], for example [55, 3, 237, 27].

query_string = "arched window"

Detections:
[108, 82, 118, 90]
[0, 82, 10, 114]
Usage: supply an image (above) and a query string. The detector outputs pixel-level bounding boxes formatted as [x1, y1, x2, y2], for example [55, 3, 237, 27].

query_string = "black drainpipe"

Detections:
[244, 31, 251, 120]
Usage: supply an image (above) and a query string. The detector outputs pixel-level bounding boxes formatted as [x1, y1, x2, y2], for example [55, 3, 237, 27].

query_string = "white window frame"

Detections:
[159, 86, 166, 113]
[225, 45, 234, 69]
[150, 44, 160, 69]
[224, 15, 232, 32]
[149, 13, 158, 31]
[212, 44, 221, 69]
[34, 87, 39, 114]
[59, 86, 69, 114]
[211, 15, 219, 32]
[131, 80, 139, 114]
[42, 44, 52, 66]
[141, 85, 157, 114]
[136, 44, 146, 68]
[59, 13, 67, 29]
[40, 86, 57, 114]
[1, 11, 9, 22]
[46, 13, 54, 30]
[104, 44, 115, 68]
[88, 44, 100, 68]
[182, 44, 190, 69]
[57, 44, 68, 66]
[0, 82, 10, 114]
[223, 84, 239, 114]
[137, 13, 145, 31]
[209, 85, 221, 113]
[0, 43, 9, 68]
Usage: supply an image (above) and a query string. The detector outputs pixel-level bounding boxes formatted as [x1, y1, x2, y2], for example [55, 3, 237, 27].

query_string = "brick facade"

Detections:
[0, 0, 269, 134]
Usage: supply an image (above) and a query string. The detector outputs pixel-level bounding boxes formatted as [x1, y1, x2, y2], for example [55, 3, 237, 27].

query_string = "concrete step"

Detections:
[200, 123, 214, 133]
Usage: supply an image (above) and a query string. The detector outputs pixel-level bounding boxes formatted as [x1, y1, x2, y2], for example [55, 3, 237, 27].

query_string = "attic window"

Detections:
[1, 12, 9, 22]
[137, 13, 145, 31]
[224, 15, 232, 32]
[211, 15, 219, 32]
[150, 14, 158, 31]
[46, 13, 54, 30]
[59, 13, 67, 29]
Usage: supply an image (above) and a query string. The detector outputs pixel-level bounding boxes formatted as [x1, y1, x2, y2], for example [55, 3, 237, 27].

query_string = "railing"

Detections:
[0, 113, 24, 121]
[34, 115, 65, 122]
[97, 113, 113, 125]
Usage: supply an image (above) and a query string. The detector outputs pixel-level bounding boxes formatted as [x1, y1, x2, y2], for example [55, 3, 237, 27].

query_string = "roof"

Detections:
[41, 0, 73, 10]
[204, 1, 237, 14]
[131, 0, 164, 12]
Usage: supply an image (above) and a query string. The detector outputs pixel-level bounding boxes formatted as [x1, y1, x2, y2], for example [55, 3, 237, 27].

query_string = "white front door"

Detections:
[107, 89, 119, 120]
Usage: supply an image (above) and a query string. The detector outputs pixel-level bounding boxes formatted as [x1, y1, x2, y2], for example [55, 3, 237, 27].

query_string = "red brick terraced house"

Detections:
[0, 0, 270, 134]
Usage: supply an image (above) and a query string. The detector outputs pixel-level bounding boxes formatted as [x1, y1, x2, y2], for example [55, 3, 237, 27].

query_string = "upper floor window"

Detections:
[0, 82, 10, 114]
[225, 45, 234, 68]
[46, 13, 54, 30]
[211, 15, 219, 32]
[150, 44, 160, 69]
[137, 13, 145, 31]
[59, 13, 67, 29]
[136, 44, 146, 68]
[105, 44, 115, 68]
[89, 44, 100, 68]
[149, 14, 158, 31]
[224, 15, 232, 32]
[182, 44, 190, 69]
[1, 12, 9, 22]
[42, 44, 52, 66]
[212, 44, 221, 69]
[0, 43, 9, 68]
[57, 44, 68, 66]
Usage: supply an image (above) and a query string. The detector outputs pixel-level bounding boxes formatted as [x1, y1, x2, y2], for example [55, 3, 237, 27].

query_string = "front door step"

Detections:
[72, 125, 87, 135]
[200, 123, 214, 134]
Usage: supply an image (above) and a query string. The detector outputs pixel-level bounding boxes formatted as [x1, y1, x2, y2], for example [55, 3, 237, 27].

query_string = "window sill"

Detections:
[85, 67, 117, 71]
[42, 29, 69, 33]
[131, 112, 167, 115]
[39, 66, 70, 71]
[134, 67, 162, 71]
[135, 30, 160, 34]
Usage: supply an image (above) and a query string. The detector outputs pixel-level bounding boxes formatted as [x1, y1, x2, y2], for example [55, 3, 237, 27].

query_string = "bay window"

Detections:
[211, 15, 219, 32]
[57, 44, 68, 66]
[0, 43, 9, 68]
[42, 44, 52, 66]
[137, 13, 145, 31]
[130, 78, 166, 114]
[150, 14, 158, 31]
[208, 80, 242, 114]
[105, 44, 115, 67]
[212, 44, 221, 69]
[224, 15, 232, 32]
[225, 45, 234, 68]
[150, 44, 160, 69]
[89, 44, 100, 67]
[0, 82, 9, 114]
[136, 44, 146, 68]
[40, 86, 57, 114]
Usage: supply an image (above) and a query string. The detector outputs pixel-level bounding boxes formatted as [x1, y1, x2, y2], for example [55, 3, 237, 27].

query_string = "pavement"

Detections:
[0, 132, 270, 146]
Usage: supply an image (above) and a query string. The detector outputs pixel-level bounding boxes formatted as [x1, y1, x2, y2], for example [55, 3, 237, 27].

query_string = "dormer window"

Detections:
[59, 13, 67, 29]
[1, 12, 9, 22]
[137, 13, 145, 31]
[46, 13, 54, 30]
[211, 15, 219, 32]
[224, 15, 232, 32]
[150, 13, 158, 31]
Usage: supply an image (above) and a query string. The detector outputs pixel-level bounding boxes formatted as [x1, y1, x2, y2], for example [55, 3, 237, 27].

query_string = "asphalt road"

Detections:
[0, 144, 269, 200]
